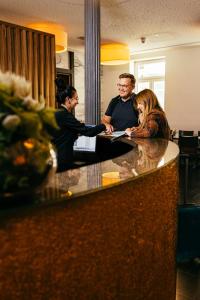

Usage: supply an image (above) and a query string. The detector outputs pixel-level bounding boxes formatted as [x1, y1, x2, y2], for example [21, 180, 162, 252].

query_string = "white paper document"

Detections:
[99, 131, 126, 140]
[99, 131, 126, 138]
[111, 131, 126, 137]
[73, 136, 96, 152]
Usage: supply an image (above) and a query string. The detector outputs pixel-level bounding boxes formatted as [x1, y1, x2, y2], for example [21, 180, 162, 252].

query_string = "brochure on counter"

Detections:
[73, 131, 127, 152]
[99, 131, 126, 137]
[99, 131, 126, 141]
[73, 136, 96, 152]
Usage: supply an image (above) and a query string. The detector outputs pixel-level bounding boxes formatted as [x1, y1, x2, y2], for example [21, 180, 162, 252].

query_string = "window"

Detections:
[130, 58, 166, 109]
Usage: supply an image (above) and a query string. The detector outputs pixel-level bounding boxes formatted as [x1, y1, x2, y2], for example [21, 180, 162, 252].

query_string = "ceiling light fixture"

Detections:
[28, 22, 67, 53]
[100, 43, 130, 65]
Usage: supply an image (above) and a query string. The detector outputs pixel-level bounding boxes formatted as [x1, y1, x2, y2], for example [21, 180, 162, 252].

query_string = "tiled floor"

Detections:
[176, 261, 200, 300]
[176, 161, 200, 299]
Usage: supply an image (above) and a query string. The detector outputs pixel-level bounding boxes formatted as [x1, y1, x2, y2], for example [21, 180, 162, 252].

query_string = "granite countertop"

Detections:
[0, 137, 179, 211]
[44, 137, 179, 201]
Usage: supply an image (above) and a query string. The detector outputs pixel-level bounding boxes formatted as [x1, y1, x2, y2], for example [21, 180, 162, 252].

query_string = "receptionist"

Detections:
[52, 79, 111, 171]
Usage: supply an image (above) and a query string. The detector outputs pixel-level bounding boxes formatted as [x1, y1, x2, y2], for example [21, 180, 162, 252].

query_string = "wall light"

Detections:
[28, 22, 67, 53]
[101, 43, 130, 65]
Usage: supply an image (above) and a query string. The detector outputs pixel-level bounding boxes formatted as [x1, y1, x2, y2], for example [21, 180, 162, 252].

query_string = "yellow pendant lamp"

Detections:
[28, 22, 67, 53]
[101, 43, 130, 65]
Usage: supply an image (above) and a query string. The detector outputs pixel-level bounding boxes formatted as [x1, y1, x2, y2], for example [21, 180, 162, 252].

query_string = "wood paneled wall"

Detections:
[0, 20, 56, 107]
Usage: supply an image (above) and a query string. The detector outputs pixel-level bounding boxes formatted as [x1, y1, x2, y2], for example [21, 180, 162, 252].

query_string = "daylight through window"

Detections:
[130, 58, 166, 109]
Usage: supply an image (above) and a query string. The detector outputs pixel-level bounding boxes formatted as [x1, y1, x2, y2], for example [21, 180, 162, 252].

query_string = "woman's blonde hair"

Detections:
[136, 89, 164, 128]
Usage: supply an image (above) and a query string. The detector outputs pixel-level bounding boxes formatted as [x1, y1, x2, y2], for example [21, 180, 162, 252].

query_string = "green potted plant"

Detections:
[0, 70, 58, 196]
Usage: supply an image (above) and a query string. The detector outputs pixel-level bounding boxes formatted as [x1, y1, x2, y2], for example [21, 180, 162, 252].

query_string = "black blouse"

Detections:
[52, 107, 105, 171]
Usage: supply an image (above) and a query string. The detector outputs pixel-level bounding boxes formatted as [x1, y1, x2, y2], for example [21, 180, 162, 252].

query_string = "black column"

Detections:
[84, 0, 100, 124]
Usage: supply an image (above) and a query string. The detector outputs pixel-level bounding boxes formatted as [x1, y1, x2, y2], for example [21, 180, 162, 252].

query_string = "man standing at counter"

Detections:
[101, 73, 138, 132]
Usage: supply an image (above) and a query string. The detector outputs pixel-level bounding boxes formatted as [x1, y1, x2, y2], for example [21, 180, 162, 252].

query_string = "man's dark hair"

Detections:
[119, 73, 136, 87]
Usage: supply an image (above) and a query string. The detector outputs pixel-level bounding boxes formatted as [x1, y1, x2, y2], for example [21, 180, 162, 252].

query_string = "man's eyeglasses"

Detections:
[117, 83, 132, 89]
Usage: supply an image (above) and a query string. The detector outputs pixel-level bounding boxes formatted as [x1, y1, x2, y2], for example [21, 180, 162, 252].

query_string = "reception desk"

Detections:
[0, 137, 179, 300]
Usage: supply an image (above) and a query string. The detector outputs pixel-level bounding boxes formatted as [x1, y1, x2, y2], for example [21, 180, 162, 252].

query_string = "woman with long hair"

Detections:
[125, 89, 170, 139]
[52, 78, 109, 171]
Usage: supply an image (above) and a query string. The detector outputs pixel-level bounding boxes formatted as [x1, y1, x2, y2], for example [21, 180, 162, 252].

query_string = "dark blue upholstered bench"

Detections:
[177, 205, 200, 262]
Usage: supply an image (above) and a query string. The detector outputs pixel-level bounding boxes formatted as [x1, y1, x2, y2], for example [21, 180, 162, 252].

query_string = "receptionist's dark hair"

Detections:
[55, 77, 76, 107]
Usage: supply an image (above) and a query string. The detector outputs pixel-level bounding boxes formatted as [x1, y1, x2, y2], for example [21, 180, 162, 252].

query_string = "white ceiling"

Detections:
[0, 0, 200, 53]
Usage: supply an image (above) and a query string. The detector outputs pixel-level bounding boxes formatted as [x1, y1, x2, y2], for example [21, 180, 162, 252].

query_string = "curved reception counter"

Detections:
[0, 137, 179, 300]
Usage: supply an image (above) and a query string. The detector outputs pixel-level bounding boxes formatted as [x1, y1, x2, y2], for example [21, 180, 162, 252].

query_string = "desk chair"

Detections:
[178, 135, 198, 204]
[179, 130, 194, 137]
[197, 131, 200, 163]
[170, 129, 177, 141]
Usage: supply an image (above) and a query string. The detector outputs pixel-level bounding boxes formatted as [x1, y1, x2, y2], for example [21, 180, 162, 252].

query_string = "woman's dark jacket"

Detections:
[52, 107, 106, 170]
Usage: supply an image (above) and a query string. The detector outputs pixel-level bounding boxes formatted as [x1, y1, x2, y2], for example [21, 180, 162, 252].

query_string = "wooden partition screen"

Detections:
[0, 20, 56, 107]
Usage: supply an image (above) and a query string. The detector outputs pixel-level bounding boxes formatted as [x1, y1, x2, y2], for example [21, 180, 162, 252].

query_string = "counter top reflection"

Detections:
[41, 137, 178, 206]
